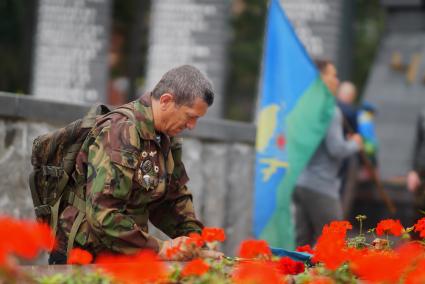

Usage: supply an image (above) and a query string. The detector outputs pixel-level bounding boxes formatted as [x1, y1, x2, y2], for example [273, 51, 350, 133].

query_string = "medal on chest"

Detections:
[137, 153, 159, 191]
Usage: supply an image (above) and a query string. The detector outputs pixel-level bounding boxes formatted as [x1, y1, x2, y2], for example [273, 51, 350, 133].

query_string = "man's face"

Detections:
[159, 94, 208, 137]
[337, 82, 357, 104]
[321, 64, 339, 95]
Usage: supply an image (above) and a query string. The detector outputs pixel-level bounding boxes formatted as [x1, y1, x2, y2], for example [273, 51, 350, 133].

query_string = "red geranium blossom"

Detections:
[414, 217, 425, 238]
[0, 216, 55, 265]
[404, 257, 425, 284]
[238, 239, 272, 259]
[67, 248, 93, 265]
[187, 232, 205, 248]
[349, 249, 403, 282]
[376, 219, 403, 236]
[327, 221, 352, 237]
[232, 260, 284, 283]
[201, 227, 226, 243]
[296, 244, 314, 255]
[96, 250, 168, 284]
[348, 243, 423, 282]
[276, 257, 305, 275]
[313, 221, 353, 270]
[181, 258, 209, 277]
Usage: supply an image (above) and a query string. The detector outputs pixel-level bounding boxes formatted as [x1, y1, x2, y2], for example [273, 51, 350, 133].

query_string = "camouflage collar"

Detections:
[131, 93, 157, 141]
[131, 93, 173, 153]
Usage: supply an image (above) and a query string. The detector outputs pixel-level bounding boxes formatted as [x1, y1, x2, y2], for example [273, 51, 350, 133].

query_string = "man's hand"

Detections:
[407, 170, 421, 192]
[348, 133, 363, 149]
[199, 249, 224, 260]
[158, 237, 224, 261]
[158, 236, 194, 261]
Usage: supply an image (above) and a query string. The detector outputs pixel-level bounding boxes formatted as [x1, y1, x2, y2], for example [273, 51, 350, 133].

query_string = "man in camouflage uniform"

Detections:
[50, 65, 221, 264]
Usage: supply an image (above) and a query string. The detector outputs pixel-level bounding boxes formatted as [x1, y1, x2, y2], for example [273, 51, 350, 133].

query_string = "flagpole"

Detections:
[253, 0, 272, 125]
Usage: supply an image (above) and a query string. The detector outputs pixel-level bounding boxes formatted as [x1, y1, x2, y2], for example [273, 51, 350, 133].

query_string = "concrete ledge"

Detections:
[0, 92, 256, 144]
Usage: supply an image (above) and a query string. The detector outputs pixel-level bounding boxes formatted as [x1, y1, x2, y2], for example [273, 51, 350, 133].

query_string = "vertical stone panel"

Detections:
[0, 122, 30, 218]
[145, 0, 231, 118]
[31, 0, 112, 104]
[201, 143, 228, 228]
[280, 0, 346, 70]
[182, 138, 204, 219]
[0, 121, 55, 219]
[223, 143, 255, 256]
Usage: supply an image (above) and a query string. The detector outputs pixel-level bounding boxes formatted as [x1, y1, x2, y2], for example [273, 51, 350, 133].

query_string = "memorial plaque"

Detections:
[280, 0, 344, 66]
[145, 0, 230, 118]
[31, 0, 112, 104]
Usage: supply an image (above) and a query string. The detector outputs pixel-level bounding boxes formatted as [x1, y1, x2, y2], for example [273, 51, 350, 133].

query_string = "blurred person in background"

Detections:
[336, 81, 360, 215]
[407, 109, 425, 227]
[357, 102, 379, 167]
[337, 81, 359, 134]
[293, 60, 363, 247]
[336, 81, 380, 215]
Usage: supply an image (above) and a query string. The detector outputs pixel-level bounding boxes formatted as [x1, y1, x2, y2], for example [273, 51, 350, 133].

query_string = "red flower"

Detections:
[0, 247, 6, 266]
[296, 244, 314, 255]
[181, 258, 209, 277]
[312, 221, 353, 270]
[404, 257, 425, 284]
[186, 232, 205, 248]
[238, 239, 272, 259]
[276, 257, 305, 275]
[0, 216, 55, 265]
[201, 227, 226, 243]
[414, 217, 425, 238]
[232, 261, 284, 284]
[96, 250, 168, 284]
[328, 221, 352, 237]
[67, 248, 93, 265]
[349, 249, 403, 282]
[376, 219, 403, 236]
[348, 243, 423, 282]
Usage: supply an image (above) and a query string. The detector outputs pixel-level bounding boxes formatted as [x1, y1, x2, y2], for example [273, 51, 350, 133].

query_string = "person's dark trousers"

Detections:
[293, 186, 343, 247]
[48, 251, 67, 265]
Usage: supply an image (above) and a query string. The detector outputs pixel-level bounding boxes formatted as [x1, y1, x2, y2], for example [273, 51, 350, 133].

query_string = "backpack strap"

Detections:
[29, 170, 49, 218]
[63, 143, 84, 176]
[64, 188, 87, 256]
[50, 195, 63, 236]
[67, 210, 85, 257]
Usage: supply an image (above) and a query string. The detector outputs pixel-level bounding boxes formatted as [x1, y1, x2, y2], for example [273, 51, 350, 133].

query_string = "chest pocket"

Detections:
[109, 149, 138, 200]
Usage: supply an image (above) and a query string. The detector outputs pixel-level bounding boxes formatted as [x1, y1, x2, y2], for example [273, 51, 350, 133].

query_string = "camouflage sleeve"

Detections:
[149, 140, 204, 238]
[85, 118, 163, 254]
[149, 185, 204, 238]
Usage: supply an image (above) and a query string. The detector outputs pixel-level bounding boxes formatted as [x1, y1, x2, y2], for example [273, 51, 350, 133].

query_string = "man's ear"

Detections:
[159, 93, 174, 110]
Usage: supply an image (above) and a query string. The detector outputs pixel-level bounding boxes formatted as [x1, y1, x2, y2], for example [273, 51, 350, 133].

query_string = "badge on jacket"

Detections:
[137, 158, 158, 191]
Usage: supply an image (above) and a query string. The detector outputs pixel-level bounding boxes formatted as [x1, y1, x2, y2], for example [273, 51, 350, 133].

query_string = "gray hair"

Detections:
[151, 65, 214, 106]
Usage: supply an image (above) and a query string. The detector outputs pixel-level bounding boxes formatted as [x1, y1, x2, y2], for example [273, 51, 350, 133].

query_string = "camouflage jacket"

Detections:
[56, 94, 203, 256]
